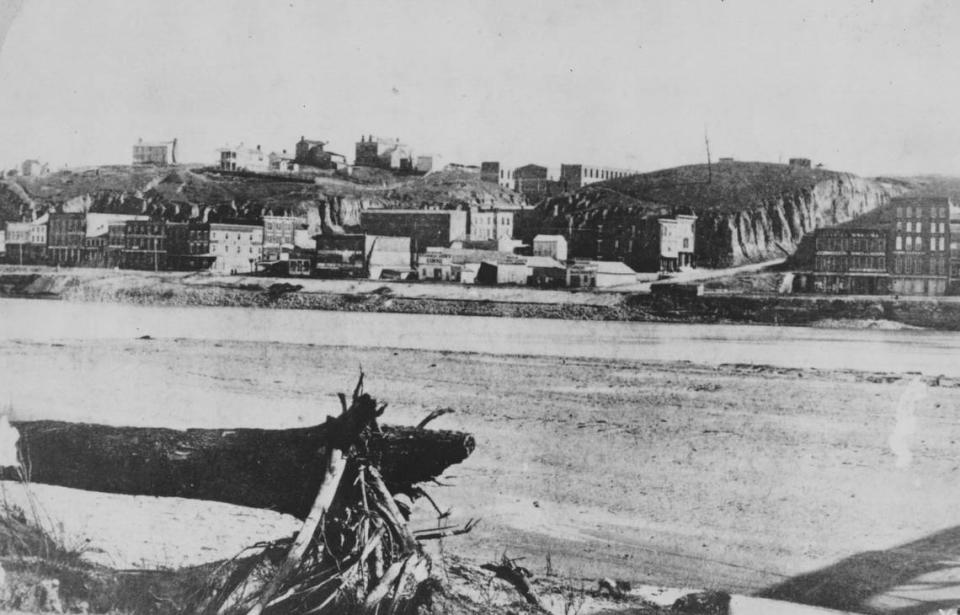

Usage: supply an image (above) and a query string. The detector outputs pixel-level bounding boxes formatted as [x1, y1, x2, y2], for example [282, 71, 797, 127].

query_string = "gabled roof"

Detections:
[524, 256, 565, 269]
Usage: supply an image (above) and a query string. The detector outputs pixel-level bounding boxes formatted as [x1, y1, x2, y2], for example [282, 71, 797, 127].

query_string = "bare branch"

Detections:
[416, 407, 455, 429]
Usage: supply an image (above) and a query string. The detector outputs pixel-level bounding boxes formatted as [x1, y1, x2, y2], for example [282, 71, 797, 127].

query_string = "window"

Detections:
[906, 236, 913, 250]
[940, 237, 946, 251]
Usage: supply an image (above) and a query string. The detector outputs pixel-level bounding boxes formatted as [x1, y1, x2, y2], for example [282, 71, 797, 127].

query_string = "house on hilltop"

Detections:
[218, 144, 270, 173]
[133, 138, 177, 165]
[355, 135, 414, 171]
[295, 137, 345, 170]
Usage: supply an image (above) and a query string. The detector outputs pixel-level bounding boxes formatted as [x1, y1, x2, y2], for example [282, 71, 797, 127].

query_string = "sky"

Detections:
[0, 0, 958, 176]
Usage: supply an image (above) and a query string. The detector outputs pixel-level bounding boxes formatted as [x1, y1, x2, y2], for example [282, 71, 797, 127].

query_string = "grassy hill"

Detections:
[1, 165, 524, 225]
[594, 161, 843, 215]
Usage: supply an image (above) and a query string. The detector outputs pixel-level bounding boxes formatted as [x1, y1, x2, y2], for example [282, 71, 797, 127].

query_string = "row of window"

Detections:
[897, 206, 949, 219]
[584, 168, 629, 180]
[895, 235, 947, 251]
[817, 237, 886, 253]
[816, 255, 886, 272]
[892, 255, 948, 275]
[896, 221, 947, 233]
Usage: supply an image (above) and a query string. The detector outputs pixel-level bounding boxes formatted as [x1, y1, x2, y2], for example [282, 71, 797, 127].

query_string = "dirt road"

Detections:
[2, 336, 960, 613]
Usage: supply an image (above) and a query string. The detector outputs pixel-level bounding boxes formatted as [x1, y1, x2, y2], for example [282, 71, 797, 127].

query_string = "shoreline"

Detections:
[3, 267, 960, 330]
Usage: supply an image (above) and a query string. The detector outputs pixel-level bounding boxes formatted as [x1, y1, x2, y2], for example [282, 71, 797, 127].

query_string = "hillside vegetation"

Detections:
[3, 165, 525, 231]
[531, 161, 908, 268]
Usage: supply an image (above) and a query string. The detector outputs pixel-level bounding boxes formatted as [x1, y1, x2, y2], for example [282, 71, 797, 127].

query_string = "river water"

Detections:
[1, 298, 957, 376]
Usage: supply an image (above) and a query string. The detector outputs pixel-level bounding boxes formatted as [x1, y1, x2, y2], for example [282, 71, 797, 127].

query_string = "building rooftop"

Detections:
[595, 261, 636, 275]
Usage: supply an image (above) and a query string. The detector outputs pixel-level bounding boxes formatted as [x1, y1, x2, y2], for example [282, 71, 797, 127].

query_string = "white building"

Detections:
[658, 214, 697, 272]
[366, 235, 413, 279]
[470, 210, 514, 241]
[218, 144, 270, 173]
[209, 223, 263, 274]
[533, 234, 568, 261]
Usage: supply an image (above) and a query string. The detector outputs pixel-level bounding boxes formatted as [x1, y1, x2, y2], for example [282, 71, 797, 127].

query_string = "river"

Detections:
[0, 297, 957, 375]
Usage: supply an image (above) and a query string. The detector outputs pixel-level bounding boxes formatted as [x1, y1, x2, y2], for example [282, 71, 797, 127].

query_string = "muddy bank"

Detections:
[2, 271, 960, 330]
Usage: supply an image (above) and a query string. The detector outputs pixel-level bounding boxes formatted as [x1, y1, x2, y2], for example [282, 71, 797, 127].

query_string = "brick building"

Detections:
[890, 196, 950, 296]
[84, 213, 149, 267]
[514, 164, 562, 200]
[314, 234, 367, 278]
[360, 210, 467, 252]
[47, 213, 86, 265]
[123, 220, 169, 270]
[167, 223, 262, 274]
[812, 228, 889, 294]
[295, 137, 345, 170]
[262, 215, 305, 261]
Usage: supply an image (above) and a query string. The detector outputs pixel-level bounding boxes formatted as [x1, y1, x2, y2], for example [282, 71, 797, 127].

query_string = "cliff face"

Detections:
[529, 164, 909, 270]
[697, 174, 906, 267]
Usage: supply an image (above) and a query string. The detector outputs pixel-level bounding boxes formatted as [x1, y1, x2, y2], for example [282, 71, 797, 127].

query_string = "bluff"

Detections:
[526, 161, 908, 270]
[4, 166, 524, 233]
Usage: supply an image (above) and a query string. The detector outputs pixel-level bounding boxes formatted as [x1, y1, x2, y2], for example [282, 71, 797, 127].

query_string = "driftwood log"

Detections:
[2, 420, 474, 519]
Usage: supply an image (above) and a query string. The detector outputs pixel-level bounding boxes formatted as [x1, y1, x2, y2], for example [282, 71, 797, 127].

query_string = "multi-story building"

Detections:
[533, 234, 568, 261]
[218, 144, 270, 173]
[30, 217, 47, 248]
[83, 213, 149, 267]
[361, 210, 468, 252]
[261, 215, 305, 261]
[949, 203, 960, 295]
[133, 138, 176, 165]
[812, 228, 889, 294]
[5, 214, 51, 265]
[314, 234, 367, 278]
[47, 213, 86, 266]
[890, 196, 950, 296]
[560, 164, 636, 191]
[355, 135, 414, 171]
[4, 222, 32, 264]
[469, 209, 514, 241]
[122, 220, 169, 270]
[167, 223, 262, 274]
[658, 214, 697, 272]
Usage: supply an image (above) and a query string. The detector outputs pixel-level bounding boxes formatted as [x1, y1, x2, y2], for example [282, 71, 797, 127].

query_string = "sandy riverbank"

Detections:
[1, 336, 958, 613]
